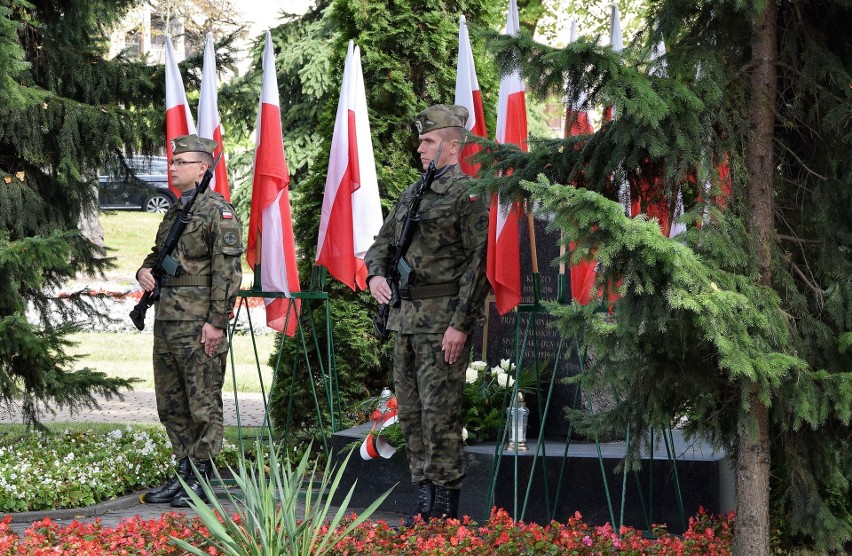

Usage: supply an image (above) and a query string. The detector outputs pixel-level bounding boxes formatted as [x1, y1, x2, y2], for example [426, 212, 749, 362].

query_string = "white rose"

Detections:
[470, 360, 488, 372]
[491, 365, 501, 377]
[465, 368, 479, 384]
[462, 427, 469, 441]
[497, 372, 514, 388]
[500, 359, 515, 372]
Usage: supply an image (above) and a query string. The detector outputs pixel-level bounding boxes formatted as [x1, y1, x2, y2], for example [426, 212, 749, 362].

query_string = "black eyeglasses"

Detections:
[169, 159, 205, 167]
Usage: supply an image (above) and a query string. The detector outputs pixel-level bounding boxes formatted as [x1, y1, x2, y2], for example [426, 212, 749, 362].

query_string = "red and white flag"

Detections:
[669, 188, 686, 238]
[198, 32, 231, 201]
[603, 4, 634, 216]
[164, 34, 196, 199]
[454, 14, 488, 177]
[565, 20, 593, 136]
[487, 0, 526, 315]
[603, 4, 624, 123]
[316, 41, 383, 291]
[564, 19, 598, 305]
[246, 32, 300, 336]
[649, 39, 686, 238]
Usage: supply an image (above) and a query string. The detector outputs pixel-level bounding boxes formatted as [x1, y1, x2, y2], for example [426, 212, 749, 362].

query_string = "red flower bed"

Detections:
[0, 507, 733, 555]
[0, 513, 213, 556]
[330, 507, 733, 555]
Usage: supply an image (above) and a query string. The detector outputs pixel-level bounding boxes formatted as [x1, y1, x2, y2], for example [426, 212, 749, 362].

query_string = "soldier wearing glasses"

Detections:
[136, 134, 242, 507]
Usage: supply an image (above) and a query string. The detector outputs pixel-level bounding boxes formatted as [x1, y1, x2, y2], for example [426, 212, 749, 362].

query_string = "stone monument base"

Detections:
[330, 423, 733, 534]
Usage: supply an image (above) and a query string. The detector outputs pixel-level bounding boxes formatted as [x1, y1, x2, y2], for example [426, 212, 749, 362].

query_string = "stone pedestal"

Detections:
[330, 423, 734, 534]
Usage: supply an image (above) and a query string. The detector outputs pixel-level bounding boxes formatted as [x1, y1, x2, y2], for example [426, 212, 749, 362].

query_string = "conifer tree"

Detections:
[0, 0, 165, 425]
[477, 0, 851, 552]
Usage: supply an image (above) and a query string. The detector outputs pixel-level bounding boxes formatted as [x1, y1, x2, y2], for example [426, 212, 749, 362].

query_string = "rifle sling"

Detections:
[161, 274, 212, 287]
[398, 282, 459, 300]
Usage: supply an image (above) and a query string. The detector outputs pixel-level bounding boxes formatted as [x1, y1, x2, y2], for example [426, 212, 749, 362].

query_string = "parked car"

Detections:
[98, 156, 176, 213]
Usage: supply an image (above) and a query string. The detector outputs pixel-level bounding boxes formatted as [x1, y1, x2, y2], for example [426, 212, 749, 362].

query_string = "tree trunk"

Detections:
[735, 1, 777, 555]
[79, 184, 105, 249]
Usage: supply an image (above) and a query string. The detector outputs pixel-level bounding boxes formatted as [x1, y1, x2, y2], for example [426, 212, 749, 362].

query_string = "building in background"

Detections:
[107, 0, 312, 73]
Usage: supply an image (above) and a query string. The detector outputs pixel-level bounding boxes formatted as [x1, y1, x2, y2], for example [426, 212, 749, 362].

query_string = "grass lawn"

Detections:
[84, 212, 274, 394]
[99, 211, 254, 287]
[69, 331, 276, 392]
[99, 211, 162, 285]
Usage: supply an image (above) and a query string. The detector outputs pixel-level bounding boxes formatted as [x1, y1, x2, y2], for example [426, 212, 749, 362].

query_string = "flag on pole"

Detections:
[316, 41, 383, 291]
[486, 0, 526, 316]
[198, 32, 231, 202]
[564, 19, 597, 305]
[669, 188, 686, 238]
[603, 4, 635, 216]
[565, 20, 593, 136]
[648, 38, 685, 238]
[454, 15, 488, 177]
[634, 38, 674, 233]
[246, 32, 300, 336]
[164, 34, 196, 199]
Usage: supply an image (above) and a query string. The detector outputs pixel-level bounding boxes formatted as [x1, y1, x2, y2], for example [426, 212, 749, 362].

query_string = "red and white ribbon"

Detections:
[360, 397, 398, 460]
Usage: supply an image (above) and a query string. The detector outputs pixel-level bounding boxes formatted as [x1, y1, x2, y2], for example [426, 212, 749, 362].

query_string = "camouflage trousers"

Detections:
[153, 320, 228, 461]
[393, 332, 470, 489]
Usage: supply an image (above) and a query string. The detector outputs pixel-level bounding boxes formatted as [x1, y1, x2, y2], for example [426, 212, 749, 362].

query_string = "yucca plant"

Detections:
[171, 440, 392, 556]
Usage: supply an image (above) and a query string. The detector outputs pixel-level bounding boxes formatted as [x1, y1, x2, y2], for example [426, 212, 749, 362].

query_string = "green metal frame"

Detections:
[225, 265, 340, 460]
[480, 270, 686, 534]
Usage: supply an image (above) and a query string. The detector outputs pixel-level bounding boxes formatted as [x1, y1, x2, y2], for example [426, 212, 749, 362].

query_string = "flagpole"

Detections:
[526, 206, 541, 303]
[558, 241, 567, 304]
[253, 233, 262, 291]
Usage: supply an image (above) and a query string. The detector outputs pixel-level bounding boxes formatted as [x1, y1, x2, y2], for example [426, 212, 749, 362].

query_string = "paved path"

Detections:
[0, 389, 270, 427]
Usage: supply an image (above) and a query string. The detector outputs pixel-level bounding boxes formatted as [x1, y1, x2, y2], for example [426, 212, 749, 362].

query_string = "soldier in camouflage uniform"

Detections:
[365, 104, 490, 522]
[135, 135, 242, 508]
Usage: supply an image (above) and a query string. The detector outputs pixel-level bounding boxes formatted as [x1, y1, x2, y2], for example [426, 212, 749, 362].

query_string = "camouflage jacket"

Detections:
[140, 188, 243, 329]
[365, 163, 489, 335]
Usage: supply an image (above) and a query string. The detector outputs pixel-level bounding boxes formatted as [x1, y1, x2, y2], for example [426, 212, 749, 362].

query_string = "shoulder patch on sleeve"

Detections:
[223, 231, 239, 247]
[220, 208, 234, 219]
[476, 215, 489, 231]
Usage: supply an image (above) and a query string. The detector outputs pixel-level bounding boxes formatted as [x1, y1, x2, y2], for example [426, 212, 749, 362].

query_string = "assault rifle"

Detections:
[129, 153, 221, 331]
[373, 142, 443, 341]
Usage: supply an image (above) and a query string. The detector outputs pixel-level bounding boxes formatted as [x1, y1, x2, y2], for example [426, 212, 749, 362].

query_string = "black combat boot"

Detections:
[170, 460, 212, 508]
[141, 457, 191, 504]
[401, 481, 435, 527]
[429, 486, 460, 520]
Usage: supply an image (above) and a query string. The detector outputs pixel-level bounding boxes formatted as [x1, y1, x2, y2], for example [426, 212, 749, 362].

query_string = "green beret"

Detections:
[171, 134, 218, 156]
[414, 104, 469, 135]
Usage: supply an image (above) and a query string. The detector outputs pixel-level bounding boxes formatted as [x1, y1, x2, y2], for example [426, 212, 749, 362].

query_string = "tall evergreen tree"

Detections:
[476, 0, 851, 552]
[0, 0, 165, 425]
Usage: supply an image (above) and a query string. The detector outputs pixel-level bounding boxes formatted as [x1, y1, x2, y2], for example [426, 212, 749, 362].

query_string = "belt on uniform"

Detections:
[398, 282, 460, 300]
[160, 274, 211, 287]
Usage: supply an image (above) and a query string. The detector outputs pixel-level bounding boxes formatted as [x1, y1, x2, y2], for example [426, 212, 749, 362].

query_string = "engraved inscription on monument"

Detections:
[472, 213, 581, 437]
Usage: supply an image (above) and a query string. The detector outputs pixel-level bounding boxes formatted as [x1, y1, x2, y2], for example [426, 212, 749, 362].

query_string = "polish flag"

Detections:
[565, 20, 593, 136]
[602, 4, 624, 123]
[316, 41, 383, 291]
[246, 32, 300, 336]
[649, 39, 686, 238]
[487, 0, 526, 315]
[454, 15, 488, 177]
[198, 32, 231, 201]
[564, 19, 597, 305]
[669, 188, 686, 238]
[603, 4, 634, 216]
[164, 34, 196, 199]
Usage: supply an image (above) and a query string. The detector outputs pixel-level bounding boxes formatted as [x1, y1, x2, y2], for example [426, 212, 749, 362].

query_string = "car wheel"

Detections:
[145, 193, 172, 213]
